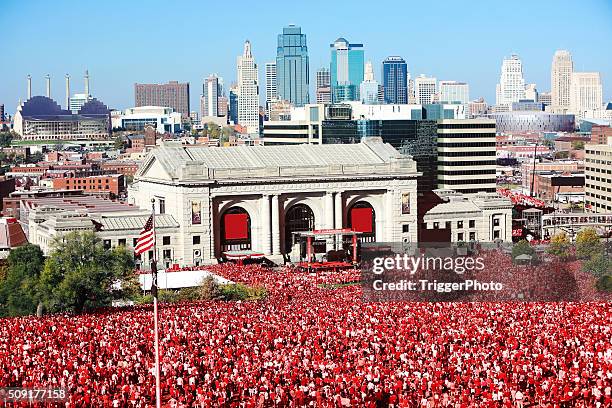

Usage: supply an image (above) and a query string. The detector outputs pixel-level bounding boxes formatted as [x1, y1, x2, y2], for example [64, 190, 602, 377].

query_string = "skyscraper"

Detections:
[265, 62, 277, 109]
[439, 81, 470, 104]
[228, 85, 238, 125]
[570, 72, 603, 115]
[134, 81, 190, 118]
[415, 75, 437, 105]
[315, 67, 331, 103]
[330, 38, 364, 102]
[382, 56, 408, 104]
[202, 74, 220, 117]
[276, 25, 309, 106]
[495, 55, 526, 106]
[360, 61, 379, 104]
[551, 50, 573, 111]
[237, 40, 260, 134]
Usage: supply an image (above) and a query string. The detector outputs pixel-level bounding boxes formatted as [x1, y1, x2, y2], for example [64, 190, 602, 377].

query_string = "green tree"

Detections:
[0, 244, 45, 317]
[512, 239, 535, 262]
[208, 122, 221, 139]
[38, 231, 136, 313]
[571, 140, 585, 150]
[575, 227, 603, 260]
[114, 136, 125, 150]
[582, 254, 611, 278]
[0, 131, 15, 147]
[547, 232, 571, 259]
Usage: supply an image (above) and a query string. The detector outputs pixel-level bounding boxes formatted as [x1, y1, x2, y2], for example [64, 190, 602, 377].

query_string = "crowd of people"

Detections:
[1, 257, 611, 407]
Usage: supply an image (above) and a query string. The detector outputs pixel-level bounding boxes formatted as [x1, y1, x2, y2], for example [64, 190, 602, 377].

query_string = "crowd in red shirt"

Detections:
[0, 254, 610, 407]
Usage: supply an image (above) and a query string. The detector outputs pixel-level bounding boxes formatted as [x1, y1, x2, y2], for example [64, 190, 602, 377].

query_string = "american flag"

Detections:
[135, 215, 155, 255]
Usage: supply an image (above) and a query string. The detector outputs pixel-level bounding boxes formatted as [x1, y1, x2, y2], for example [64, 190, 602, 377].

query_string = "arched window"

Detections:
[284, 204, 315, 254]
[220, 207, 251, 252]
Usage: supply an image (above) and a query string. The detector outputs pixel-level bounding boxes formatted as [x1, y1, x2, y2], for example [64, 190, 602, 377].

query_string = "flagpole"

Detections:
[151, 198, 161, 408]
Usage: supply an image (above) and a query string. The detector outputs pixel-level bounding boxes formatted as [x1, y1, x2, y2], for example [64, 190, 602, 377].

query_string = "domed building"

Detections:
[13, 96, 111, 141]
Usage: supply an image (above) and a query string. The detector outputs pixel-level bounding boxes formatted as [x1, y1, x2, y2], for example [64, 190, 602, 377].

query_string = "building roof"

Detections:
[137, 137, 416, 181]
[19, 96, 109, 121]
[96, 214, 178, 231]
[0, 218, 28, 250]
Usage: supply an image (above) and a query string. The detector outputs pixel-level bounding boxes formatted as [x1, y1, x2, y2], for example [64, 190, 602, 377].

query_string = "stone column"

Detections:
[334, 191, 343, 229]
[271, 195, 280, 255]
[261, 195, 271, 255]
[325, 192, 334, 229]
[385, 189, 395, 241]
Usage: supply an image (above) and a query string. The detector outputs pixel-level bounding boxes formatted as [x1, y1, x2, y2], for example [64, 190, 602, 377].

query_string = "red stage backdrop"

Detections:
[224, 213, 249, 240]
[351, 207, 373, 233]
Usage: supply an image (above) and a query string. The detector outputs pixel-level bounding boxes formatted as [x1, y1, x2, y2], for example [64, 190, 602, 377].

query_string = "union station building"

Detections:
[128, 138, 420, 265]
[25, 138, 512, 267]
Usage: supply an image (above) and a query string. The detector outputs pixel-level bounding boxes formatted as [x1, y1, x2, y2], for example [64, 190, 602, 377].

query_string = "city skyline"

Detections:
[1, 0, 611, 112]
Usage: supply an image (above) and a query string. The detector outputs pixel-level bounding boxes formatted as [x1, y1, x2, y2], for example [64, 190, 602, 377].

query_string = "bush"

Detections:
[582, 254, 611, 278]
[595, 275, 612, 292]
[220, 283, 267, 301]
[177, 287, 201, 302]
[512, 240, 535, 263]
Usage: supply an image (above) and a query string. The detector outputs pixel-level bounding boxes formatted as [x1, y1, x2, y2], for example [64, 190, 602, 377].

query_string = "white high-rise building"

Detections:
[551, 50, 573, 111]
[202, 74, 220, 117]
[360, 61, 379, 104]
[414, 75, 436, 105]
[524, 83, 538, 102]
[237, 40, 260, 134]
[570, 72, 603, 115]
[439, 81, 470, 104]
[265, 62, 277, 107]
[495, 55, 526, 107]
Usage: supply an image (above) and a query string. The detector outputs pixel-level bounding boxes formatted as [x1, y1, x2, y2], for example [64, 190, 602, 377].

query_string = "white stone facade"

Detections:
[128, 138, 420, 265]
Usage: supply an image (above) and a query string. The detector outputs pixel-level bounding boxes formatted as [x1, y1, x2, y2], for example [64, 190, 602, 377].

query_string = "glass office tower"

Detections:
[330, 38, 364, 102]
[276, 25, 309, 106]
[382, 56, 408, 104]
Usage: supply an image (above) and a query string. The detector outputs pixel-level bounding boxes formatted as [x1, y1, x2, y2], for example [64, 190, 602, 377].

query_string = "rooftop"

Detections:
[137, 137, 418, 181]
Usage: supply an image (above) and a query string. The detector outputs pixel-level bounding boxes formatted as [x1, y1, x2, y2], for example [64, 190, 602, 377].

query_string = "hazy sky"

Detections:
[1, 0, 610, 113]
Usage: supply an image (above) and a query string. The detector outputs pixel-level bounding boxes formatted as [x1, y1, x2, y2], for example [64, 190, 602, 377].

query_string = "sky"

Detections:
[1, 0, 611, 113]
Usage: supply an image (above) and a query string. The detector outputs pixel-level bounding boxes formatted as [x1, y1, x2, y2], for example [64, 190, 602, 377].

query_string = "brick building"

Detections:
[52, 174, 124, 197]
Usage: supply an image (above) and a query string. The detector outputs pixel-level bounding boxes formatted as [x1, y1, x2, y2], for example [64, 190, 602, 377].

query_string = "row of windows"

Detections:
[450, 187, 497, 194]
[437, 142, 496, 148]
[585, 184, 612, 192]
[437, 160, 497, 166]
[438, 151, 496, 157]
[440, 178, 496, 185]
[438, 169, 496, 175]
[586, 193, 612, 202]
[585, 200, 612, 211]
[103, 235, 173, 249]
[585, 176, 612, 184]
[585, 167, 612, 174]
[436, 133, 496, 138]
[585, 158, 612, 165]
[437, 123, 496, 129]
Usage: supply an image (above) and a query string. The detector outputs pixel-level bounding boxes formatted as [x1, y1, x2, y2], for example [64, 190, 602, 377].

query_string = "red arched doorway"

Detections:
[220, 206, 251, 252]
[349, 201, 376, 242]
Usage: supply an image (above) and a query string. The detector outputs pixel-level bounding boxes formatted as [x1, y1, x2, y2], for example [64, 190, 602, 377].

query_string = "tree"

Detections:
[37, 231, 136, 313]
[114, 136, 125, 150]
[582, 254, 611, 278]
[208, 122, 221, 139]
[547, 232, 571, 259]
[0, 131, 15, 148]
[575, 227, 603, 260]
[512, 239, 535, 262]
[571, 140, 585, 150]
[0, 244, 45, 317]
